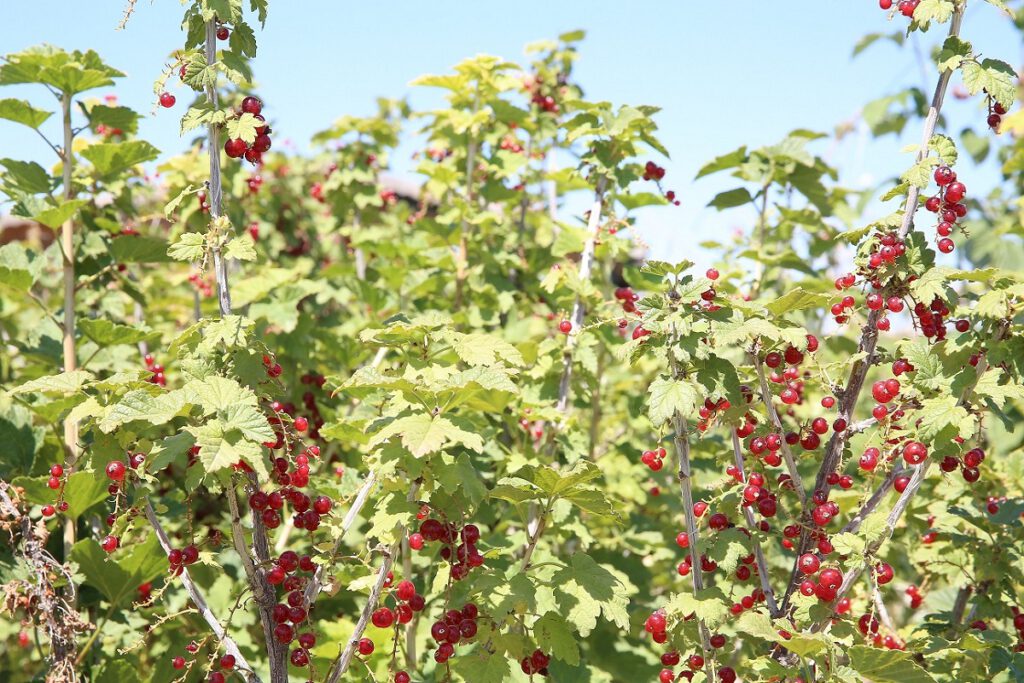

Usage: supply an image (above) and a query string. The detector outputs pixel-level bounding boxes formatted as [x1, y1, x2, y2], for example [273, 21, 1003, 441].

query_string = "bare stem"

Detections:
[326, 480, 421, 682]
[555, 178, 607, 413]
[59, 91, 78, 579]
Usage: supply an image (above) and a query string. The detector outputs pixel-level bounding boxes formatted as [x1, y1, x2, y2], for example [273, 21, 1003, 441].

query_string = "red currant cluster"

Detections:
[187, 270, 214, 298]
[261, 550, 319, 673]
[262, 353, 284, 378]
[41, 464, 69, 518]
[781, 522, 834, 555]
[643, 609, 669, 643]
[938, 446, 985, 483]
[797, 554, 845, 602]
[517, 410, 545, 443]
[924, 165, 967, 254]
[144, 353, 167, 386]
[986, 494, 1008, 515]
[203, 654, 236, 683]
[524, 73, 560, 114]
[905, 584, 924, 609]
[641, 161, 680, 206]
[520, 648, 550, 676]
[425, 602, 480, 665]
[246, 173, 264, 194]
[986, 94, 1008, 130]
[1011, 607, 1024, 651]
[912, 296, 953, 341]
[695, 395, 730, 433]
[613, 286, 640, 313]
[879, 0, 919, 17]
[415, 518, 485, 580]
[225, 97, 272, 164]
[167, 544, 200, 576]
[640, 446, 667, 472]
[731, 469, 780, 519]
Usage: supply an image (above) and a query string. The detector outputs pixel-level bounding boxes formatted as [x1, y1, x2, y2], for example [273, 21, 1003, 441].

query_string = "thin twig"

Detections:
[142, 501, 261, 682]
[555, 178, 607, 414]
[326, 480, 421, 682]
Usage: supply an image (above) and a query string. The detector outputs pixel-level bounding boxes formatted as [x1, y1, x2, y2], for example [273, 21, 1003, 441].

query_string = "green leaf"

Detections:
[707, 187, 752, 210]
[79, 318, 157, 347]
[928, 134, 958, 166]
[435, 453, 487, 507]
[368, 413, 484, 457]
[110, 236, 173, 263]
[0, 98, 52, 129]
[190, 420, 264, 474]
[94, 661, 136, 683]
[450, 333, 523, 367]
[225, 113, 261, 145]
[648, 376, 699, 426]
[551, 553, 631, 635]
[11, 370, 92, 395]
[765, 287, 830, 316]
[71, 539, 133, 604]
[961, 58, 1018, 108]
[168, 232, 207, 262]
[533, 611, 580, 665]
[451, 650, 511, 683]
[848, 645, 937, 683]
[80, 140, 160, 178]
[916, 395, 973, 441]
[0, 158, 52, 194]
[99, 389, 189, 432]
[30, 199, 87, 230]
[695, 146, 746, 179]
[224, 235, 257, 261]
[937, 36, 973, 72]
[914, 0, 956, 24]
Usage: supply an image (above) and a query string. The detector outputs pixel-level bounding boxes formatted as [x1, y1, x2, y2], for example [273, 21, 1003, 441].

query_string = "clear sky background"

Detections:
[1, 2, 1021, 266]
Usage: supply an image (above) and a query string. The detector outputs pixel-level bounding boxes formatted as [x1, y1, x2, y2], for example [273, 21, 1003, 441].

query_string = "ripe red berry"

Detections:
[105, 461, 126, 481]
[216, 26, 230, 40]
[558, 319, 572, 334]
[358, 638, 374, 655]
[798, 553, 821, 575]
[294, 416, 308, 432]
[172, 656, 186, 670]
[371, 607, 394, 628]
[225, 138, 247, 158]
[220, 654, 235, 670]
[159, 92, 176, 108]
[101, 535, 119, 552]
[241, 96, 263, 115]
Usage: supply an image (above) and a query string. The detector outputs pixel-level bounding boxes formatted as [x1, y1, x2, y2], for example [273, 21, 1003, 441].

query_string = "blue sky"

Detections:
[1, 2, 1020, 265]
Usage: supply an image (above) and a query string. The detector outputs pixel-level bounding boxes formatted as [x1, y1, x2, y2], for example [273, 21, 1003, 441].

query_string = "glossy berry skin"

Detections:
[358, 638, 374, 655]
[159, 92, 176, 108]
[105, 460, 126, 481]
[219, 654, 235, 670]
[934, 165, 955, 186]
[798, 553, 820, 575]
[294, 416, 308, 432]
[101, 535, 119, 552]
[371, 607, 394, 628]
[225, 138, 247, 158]
[241, 96, 263, 115]
[172, 656, 186, 670]
[558, 319, 572, 334]
[216, 26, 230, 40]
